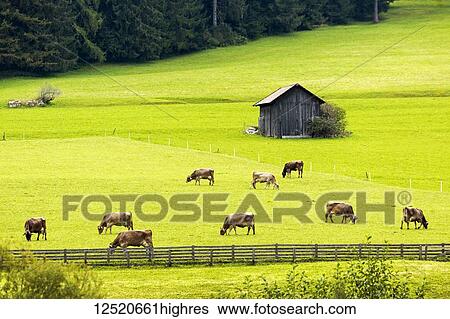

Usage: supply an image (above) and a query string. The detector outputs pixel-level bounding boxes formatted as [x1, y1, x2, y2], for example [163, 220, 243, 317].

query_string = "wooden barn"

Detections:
[253, 83, 326, 138]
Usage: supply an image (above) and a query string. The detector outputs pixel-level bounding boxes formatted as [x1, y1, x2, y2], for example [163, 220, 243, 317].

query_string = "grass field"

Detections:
[97, 261, 449, 299]
[0, 0, 449, 298]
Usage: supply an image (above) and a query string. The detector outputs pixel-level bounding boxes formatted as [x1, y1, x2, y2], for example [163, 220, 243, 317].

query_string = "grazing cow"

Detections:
[401, 207, 428, 230]
[220, 212, 255, 235]
[186, 168, 214, 186]
[252, 172, 279, 190]
[282, 160, 304, 178]
[98, 212, 133, 234]
[325, 202, 358, 224]
[24, 217, 47, 241]
[109, 230, 153, 249]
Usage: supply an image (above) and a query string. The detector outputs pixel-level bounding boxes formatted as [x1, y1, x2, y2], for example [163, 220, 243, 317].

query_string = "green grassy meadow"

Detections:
[0, 0, 449, 298]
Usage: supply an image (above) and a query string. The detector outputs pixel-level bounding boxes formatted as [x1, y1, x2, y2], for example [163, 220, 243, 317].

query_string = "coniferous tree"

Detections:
[165, 0, 209, 54]
[97, 0, 166, 62]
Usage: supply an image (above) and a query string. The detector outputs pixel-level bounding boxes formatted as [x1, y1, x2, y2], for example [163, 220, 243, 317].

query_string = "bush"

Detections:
[38, 84, 61, 104]
[0, 247, 103, 299]
[307, 103, 349, 138]
[217, 256, 426, 299]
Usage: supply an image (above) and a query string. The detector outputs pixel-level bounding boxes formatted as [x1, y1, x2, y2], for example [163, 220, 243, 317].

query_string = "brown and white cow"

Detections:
[401, 207, 428, 230]
[220, 212, 255, 235]
[24, 217, 47, 241]
[325, 202, 358, 224]
[252, 172, 279, 190]
[109, 230, 153, 249]
[186, 168, 214, 186]
[282, 160, 304, 178]
[98, 212, 133, 234]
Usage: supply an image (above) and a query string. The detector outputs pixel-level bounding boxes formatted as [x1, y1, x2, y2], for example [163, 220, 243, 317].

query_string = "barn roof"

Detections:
[253, 83, 325, 106]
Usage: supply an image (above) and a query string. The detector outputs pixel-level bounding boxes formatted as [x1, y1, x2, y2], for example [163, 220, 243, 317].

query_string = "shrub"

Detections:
[38, 84, 61, 104]
[217, 256, 426, 299]
[307, 103, 349, 138]
[0, 247, 103, 299]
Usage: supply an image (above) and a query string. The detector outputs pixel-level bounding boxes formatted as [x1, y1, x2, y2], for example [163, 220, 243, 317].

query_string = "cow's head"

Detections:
[24, 230, 32, 241]
[282, 171, 286, 178]
[186, 176, 193, 183]
[274, 183, 280, 190]
[220, 228, 227, 236]
[351, 215, 358, 224]
[422, 219, 429, 229]
[97, 226, 104, 234]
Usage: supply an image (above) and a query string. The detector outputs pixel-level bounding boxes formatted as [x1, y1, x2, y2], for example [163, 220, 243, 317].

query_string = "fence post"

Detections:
[231, 245, 235, 263]
[191, 245, 195, 262]
[400, 244, 404, 258]
[358, 244, 362, 258]
[107, 248, 111, 265]
[442, 243, 446, 256]
[126, 249, 130, 267]
[314, 244, 318, 260]
[292, 247, 297, 263]
[167, 249, 172, 267]
[424, 245, 428, 261]
[84, 250, 88, 265]
[252, 248, 256, 265]
[146, 247, 152, 262]
[419, 245, 422, 261]
[275, 243, 279, 261]
[209, 250, 213, 266]
[63, 249, 67, 264]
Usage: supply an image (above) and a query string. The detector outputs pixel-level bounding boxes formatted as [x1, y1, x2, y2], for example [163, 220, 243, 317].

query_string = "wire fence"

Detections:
[9, 243, 449, 268]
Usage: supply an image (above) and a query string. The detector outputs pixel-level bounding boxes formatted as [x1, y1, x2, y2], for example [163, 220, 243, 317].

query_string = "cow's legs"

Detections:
[37, 232, 40, 241]
[329, 215, 334, 223]
[400, 220, 403, 229]
[247, 226, 250, 235]
[234, 226, 237, 235]
[414, 221, 417, 229]
[44, 230, 47, 240]
[252, 224, 255, 235]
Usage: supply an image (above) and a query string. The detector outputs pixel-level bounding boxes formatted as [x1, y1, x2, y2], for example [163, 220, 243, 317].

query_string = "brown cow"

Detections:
[282, 160, 304, 178]
[325, 202, 358, 224]
[401, 207, 428, 230]
[24, 217, 47, 241]
[220, 212, 255, 235]
[186, 168, 214, 185]
[109, 230, 153, 249]
[252, 172, 279, 190]
[98, 212, 133, 234]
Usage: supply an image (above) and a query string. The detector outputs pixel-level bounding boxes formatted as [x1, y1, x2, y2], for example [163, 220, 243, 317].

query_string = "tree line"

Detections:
[0, 0, 394, 74]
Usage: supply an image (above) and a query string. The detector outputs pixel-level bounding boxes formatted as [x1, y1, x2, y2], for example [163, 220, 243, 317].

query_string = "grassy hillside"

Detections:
[0, 0, 449, 299]
[0, 0, 449, 191]
[0, 137, 448, 250]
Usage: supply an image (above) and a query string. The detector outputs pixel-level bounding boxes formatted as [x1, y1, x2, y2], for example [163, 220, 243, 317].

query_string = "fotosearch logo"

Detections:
[62, 191, 410, 225]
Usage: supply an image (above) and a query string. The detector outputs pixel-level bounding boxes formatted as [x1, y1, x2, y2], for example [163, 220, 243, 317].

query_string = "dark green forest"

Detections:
[0, 0, 394, 74]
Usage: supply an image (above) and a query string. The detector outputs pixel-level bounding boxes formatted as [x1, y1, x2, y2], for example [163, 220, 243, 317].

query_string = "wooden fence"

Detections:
[10, 243, 449, 267]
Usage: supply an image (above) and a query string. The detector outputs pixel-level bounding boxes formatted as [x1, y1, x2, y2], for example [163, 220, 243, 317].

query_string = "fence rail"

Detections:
[9, 243, 449, 267]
